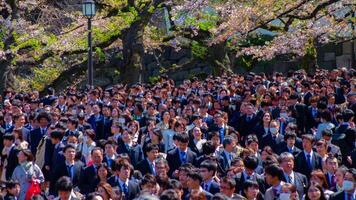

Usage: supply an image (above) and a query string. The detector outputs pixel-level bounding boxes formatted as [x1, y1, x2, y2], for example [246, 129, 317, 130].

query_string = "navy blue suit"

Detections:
[116, 138, 144, 168]
[28, 127, 47, 154]
[107, 176, 140, 200]
[166, 148, 197, 177]
[79, 165, 100, 194]
[87, 114, 105, 140]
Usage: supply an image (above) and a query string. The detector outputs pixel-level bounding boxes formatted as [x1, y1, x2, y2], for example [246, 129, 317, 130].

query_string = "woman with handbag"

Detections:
[11, 149, 44, 200]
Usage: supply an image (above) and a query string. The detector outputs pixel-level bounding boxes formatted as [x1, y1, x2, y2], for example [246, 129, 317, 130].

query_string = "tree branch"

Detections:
[286, 0, 341, 20]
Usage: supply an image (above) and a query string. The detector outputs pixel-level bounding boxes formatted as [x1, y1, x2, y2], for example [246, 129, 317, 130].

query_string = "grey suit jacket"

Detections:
[264, 182, 286, 200]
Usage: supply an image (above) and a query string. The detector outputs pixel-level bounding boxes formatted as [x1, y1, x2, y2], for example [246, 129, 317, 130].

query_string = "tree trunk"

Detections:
[121, 21, 146, 85]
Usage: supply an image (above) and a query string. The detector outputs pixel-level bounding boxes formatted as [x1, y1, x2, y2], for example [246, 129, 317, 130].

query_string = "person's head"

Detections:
[92, 104, 101, 115]
[64, 144, 77, 162]
[201, 140, 216, 155]
[245, 134, 259, 152]
[166, 180, 183, 199]
[321, 129, 333, 143]
[13, 113, 25, 127]
[325, 156, 338, 174]
[98, 163, 110, 181]
[280, 183, 298, 200]
[176, 133, 189, 152]
[265, 164, 283, 186]
[67, 117, 78, 130]
[315, 140, 327, 155]
[3, 133, 15, 147]
[243, 156, 259, 175]
[56, 176, 73, 200]
[97, 182, 115, 200]
[302, 134, 314, 152]
[178, 165, 191, 187]
[160, 189, 180, 200]
[17, 149, 33, 163]
[245, 103, 255, 116]
[232, 157, 245, 173]
[50, 130, 64, 144]
[154, 158, 169, 177]
[67, 135, 78, 148]
[243, 180, 259, 199]
[269, 120, 280, 135]
[113, 160, 133, 181]
[310, 170, 329, 189]
[223, 136, 236, 152]
[343, 168, 356, 193]
[91, 147, 103, 165]
[335, 167, 348, 186]
[85, 193, 104, 200]
[36, 112, 50, 128]
[84, 129, 96, 143]
[186, 170, 203, 189]
[199, 160, 217, 181]
[5, 181, 20, 196]
[192, 127, 203, 140]
[262, 112, 272, 124]
[342, 109, 354, 123]
[144, 143, 159, 162]
[306, 183, 326, 200]
[279, 152, 295, 173]
[140, 174, 158, 195]
[220, 176, 236, 197]
[209, 132, 220, 147]
[104, 140, 117, 156]
[284, 132, 296, 147]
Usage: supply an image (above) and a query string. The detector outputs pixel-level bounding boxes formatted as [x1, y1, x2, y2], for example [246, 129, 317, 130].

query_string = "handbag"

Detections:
[24, 163, 41, 200]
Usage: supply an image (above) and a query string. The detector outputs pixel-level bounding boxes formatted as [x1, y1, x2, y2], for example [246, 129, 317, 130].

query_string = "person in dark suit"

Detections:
[183, 170, 213, 200]
[102, 105, 113, 139]
[260, 120, 284, 153]
[279, 132, 302, 156]
[200, 160, 220, 195]
[236, 103, 259, 139]
[279, 152, 308, 198]
[188, 126, 206, 156]
[103, 140, 117, 169]
[321, 129, 342, 163]
[107, 160, 140, 200]
[136, 143, 159, 176]
[28, 112, 50, 154]
[324, 156, 339, 191]
[49, 131, 65, 170]
[3, 181, 20, 200]
[264, 164, 286, 200]
[288, 94, 308, 135]
[64, 117, 81, 139]
[306, 96, 321, 131]
[294, 134, 323, 180]
[329, 168, 356, 200]
[219, 136, 237, 175]
[209, 112, 235, 142]
[50, 144, 84, 195]
[79, 147, 103, 194]
[55, 176, 81, 200]
[87, 104, 105, 140]
[234, 156, 266, 195]
[116, 130, 144, 168]
[2, 133, 18, 180]
[166, 133, 197, 177]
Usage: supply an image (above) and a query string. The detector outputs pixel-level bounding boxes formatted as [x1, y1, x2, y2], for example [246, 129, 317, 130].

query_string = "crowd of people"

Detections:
[0, 68, 355, 200]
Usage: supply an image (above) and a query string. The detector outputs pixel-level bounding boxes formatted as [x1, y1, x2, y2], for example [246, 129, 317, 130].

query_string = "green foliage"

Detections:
[236, 55, 254, 71]
[300, 38, 317, 70]
[148, 76, 160, 84]
[191, 41, 208, 60]
[183, 11, 219, 31]
[95, 47, 106, 62]
[30, 66, 61, 91]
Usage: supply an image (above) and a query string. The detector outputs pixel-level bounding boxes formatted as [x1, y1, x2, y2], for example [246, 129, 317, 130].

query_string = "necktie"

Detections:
[288, 175, 293, 183]
[331, 174, 336, 187]
[42, 128, 45, 135]
[273, 188, 278, 197]
[180, 151, 187, 164]
[347, 193, 352, 200]
[122, 183, 128, 197]
[204, 183, 208, 191]
[151, 163, 156, 175]
[67, 165, 73, 180]
[306, 154, 312, 169]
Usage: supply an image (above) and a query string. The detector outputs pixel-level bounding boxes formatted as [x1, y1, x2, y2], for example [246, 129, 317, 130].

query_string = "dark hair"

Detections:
[3, 133, 15, 141]
[68, 117, 79, 128]
[140, 174, 157, 187]
[243, 180, 259, 192]
[202, 141, 216, 155]
[90, 147, 103, 155]
[63, 144, 77, 152]
[97, 182, 116, 199]
[187, 170, 203, 183]
[56, 176, 73, 192]
[85, 192, 104, 200]
[264, 164, 284, 180]
[167, 179, 183, 191]
[284, 132, 297, 141]
[223, 136, 235, 148]
[200, 160, 217, 174]
[36, 112, 50, 122]
[320, 110, 332, 122]
[342, 109, 354, 122]
[321, 129, 333, 137]
[160, 189, 180, 200]
[50, 131, 64, 140]
[302, 134, 314, 143]
[5, 180, 19, 189]
[208, 131, 220, 140]
[221, 176, 236, 189]
[243, 156, 259, 170]
[176, 133, 189, 143]
[144, 143, 159, 155]
[305, 183, 327, 200]
[85, 129, 96, 141]
[112, 160, 133, 173]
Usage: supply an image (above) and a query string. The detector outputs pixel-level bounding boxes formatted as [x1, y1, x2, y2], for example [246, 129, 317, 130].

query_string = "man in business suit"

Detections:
[54, 176, 80, 200]
[50, 144, 84, 195]
[264, 164, 286, 200]
[65, 117, 81, 139]
[116, 130, 143, 168]
[279, 152, 308, 198]
[184, 169, 213, 200]
[166, 133, 197, 177]
[234, 156, 266, 195]
[295, 134, 323, 180]
[288, 94, 308, 135]
[236, 103, 258, 139]
[306, 96, 320, 131]
[136, 143, 159, 176]
[102, 105, 113, 139]
[200, 160, 220, 195]
[79, 147, 103, 194]
[321, 129, 342, 163]
[87, 104, 105, 140]
[209, 112, 235, 142]
[103, 140, 117, 169]
[2, 133, 18, 180]
[108, 160, 140, 200]
[279, 132, 301, 156]
[261, 120, 284, 153]
[329, 168, 356, 200]
[219, 136, 237, 175]
[6, 113, 30, 141]
[28, 112, 50, 154]
[324, 156, 339, 192]
[49, 131, 65, 172]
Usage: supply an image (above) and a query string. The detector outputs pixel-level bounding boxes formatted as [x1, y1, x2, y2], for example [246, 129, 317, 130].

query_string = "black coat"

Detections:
[234, 172, 266, 195]
[281, 171, 308, 198]
[279, 143, 302, 157]
[329, 191, 350, 200]
[28, 128, 47, 154]
[136, 159, 154, 176]
[236, 115, 259, 138]
[260, 133, 284, 154]
[294, 151, 323, 179]
[79, 165, 100, 194]
[87, 114, 105, 140]
[116, 138, 144, 168]
[50, 160, 84, 195]
[202, 180, 220, 195]
[166, 148, 197, 177]
[5, 146, 18, 180]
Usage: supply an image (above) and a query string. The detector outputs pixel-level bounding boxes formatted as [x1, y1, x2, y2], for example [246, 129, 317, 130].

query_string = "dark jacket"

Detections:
[166, 148, 197, 177]
[294, 151, 323, 179]
[234, 172, 266, 195]
[136, 159, 155, 176]
[107, 176, 140, 200]
[5, 146, 18, 180]
[79, 164, 100, 195]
